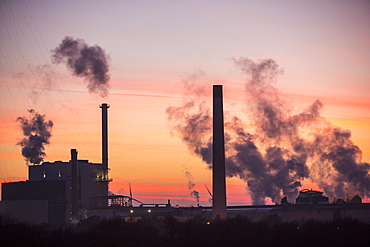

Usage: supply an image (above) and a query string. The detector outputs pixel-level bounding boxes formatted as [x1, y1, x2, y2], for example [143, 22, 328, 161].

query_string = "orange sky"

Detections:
[1, 0, 369, 205]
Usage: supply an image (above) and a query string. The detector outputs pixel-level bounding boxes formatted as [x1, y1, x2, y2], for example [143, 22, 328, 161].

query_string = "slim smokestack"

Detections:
[70, 149, 79, 218]
[100, 103, 109, 178]
[212, 85, 227, 219]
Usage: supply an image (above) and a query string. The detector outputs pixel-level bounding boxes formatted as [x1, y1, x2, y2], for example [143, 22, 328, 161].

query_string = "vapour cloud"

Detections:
[166, 72, 213, 166]
[167, 58, 370, 204]
[14, 64, 60, 104]
[51, 36, 110, 97]
[17, 109, 53, 165]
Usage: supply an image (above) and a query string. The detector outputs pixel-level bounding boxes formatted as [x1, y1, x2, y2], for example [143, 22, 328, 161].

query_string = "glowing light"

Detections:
[130, 210, 133, 213]
[148, 209, 151, 212]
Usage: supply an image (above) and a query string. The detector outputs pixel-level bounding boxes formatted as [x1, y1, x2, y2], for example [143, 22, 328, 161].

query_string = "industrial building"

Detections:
[1, 156, 110, 225]
[295, 189, 329, 204]
[1, 104, 111, 225]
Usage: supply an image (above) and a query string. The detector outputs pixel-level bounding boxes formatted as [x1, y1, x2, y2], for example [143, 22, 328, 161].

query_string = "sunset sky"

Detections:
[1, 0, 369, 206]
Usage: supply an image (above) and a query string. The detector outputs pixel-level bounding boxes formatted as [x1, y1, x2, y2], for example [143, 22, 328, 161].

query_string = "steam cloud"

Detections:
[17, 109, 53, 165]
[167, 58, 370, 204]
[51, 36, 110, 97]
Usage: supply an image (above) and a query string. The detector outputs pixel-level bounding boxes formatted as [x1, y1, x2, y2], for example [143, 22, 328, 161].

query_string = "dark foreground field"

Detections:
[1, 215, 369, 247]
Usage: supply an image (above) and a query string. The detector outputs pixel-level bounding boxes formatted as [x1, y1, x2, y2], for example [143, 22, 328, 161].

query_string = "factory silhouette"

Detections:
[1, 86, 369, 226]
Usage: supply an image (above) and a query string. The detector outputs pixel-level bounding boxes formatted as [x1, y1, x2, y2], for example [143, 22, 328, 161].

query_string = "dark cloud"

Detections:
[51, 36, 110, 97]
[17, 109, 53, 165]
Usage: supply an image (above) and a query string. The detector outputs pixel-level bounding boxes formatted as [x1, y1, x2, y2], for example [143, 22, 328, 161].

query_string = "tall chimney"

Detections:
[70, 149, 79, 218]
[212, 85, 227, 219]
[100, 103, 110, 178]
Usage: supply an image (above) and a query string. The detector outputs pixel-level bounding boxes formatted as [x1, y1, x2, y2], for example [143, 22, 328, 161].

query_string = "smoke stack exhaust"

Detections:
[100, 103, 109, 179]
[212, 85, 227, 219]
[70, 149, 79, 218]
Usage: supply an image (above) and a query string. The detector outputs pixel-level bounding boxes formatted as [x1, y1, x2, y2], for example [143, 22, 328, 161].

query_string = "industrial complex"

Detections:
[1, 86, 369, 225]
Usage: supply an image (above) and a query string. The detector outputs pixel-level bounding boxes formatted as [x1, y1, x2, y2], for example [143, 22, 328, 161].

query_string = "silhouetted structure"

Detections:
[71, 149, 79, 218]
[212, 85, 227, 219]
[350, 195, 362, 204]
[1, 157, 110, 224]
[100, 103, 110, 181]
[296, 189, 329, 204]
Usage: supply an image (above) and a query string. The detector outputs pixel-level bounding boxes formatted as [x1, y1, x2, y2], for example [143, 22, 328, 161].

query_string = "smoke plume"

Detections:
[167, 58, 370, 204]
[51, 36, 110, 97]
[17, 109, 53, 165]
[185, 171, 200, 204]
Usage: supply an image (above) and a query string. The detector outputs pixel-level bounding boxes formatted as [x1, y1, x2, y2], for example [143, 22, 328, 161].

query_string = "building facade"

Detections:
[1, 158, 110, 225]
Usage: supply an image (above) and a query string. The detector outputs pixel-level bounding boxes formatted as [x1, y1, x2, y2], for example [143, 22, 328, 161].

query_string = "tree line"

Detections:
[1, 214, 369, 247]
